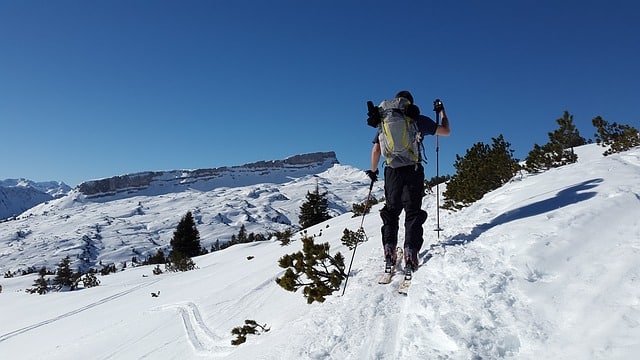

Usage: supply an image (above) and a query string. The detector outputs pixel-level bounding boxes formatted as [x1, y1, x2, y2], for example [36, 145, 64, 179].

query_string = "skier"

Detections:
[365, 90, 451, 274]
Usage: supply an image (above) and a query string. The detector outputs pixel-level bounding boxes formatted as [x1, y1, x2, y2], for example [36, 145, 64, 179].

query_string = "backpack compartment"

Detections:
[378, 98, 421, 168]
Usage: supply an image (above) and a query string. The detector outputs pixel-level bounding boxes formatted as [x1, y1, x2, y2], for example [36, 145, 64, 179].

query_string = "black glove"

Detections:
[365, 169, 379, 182]
[366, 101, 381, 127]
[405, 104, 420, 119]
[433, 99, 444, 113]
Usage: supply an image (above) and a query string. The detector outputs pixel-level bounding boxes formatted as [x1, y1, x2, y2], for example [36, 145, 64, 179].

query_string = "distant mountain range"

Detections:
[0, 152, 382, 273]
[0, 179, 71, 220]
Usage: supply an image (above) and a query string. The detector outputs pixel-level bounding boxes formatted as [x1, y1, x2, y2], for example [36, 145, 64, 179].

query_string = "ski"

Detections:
[378, 269, 395, 284]
[378, 247, 403, 285]
[398, 273, 411, 295]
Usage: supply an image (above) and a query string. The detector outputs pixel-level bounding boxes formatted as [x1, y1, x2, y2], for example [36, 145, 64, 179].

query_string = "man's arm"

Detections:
[436, 108, 451, 136]
[371, 142, 381, 171]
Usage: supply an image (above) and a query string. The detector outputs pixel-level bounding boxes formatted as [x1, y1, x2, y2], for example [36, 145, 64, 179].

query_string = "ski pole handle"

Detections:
[433, 99, 444, 113]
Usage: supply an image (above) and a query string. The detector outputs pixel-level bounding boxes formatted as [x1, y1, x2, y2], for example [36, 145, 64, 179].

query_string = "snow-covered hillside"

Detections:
[0, 144, 639, 359]
[0, 179, 71, 220]
[0, 152, 383, 274]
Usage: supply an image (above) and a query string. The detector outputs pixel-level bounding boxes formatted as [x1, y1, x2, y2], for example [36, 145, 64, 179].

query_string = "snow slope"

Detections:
[0, 144, 639, 359]
[0, 153, 382, 274]
[0, 179, 70, 220]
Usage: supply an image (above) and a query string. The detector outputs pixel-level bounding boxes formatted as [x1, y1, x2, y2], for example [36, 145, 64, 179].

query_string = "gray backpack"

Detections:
[377, 97, 422, 168]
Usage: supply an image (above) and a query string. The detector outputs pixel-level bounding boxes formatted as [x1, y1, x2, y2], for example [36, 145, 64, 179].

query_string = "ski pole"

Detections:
[341, 178, 374, 296]
[434, 99, 443, 238]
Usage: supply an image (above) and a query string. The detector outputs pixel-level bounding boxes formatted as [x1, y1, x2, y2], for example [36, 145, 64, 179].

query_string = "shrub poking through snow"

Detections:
[275, 235, 347, 304]
[231, 320, 270, 345]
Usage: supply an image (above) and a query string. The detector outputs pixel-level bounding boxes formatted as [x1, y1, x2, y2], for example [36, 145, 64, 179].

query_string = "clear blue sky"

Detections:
[2, 0, 639, 187]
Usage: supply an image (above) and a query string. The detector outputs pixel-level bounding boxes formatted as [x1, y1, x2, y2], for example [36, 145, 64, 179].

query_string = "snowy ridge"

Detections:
[76, 152, 339, 200]
[0, 152, 380, 274]
[0, 144, 639, 359]
[0, 180, 71, 220]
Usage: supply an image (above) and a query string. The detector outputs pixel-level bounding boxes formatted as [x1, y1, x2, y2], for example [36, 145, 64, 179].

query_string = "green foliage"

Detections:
[592, 116, 640, 156]
[100, 263, 117, 276]
[525, 111, 587, 172]
[166, 211, 200, 272]
[298, 183, 332, 229]
[275, 235, 347, 304]
[218, 224, 270, 250]
[27, 267, 50, 295]
[169, 211, 202, 258]
[425, 175, 452, 194]
[81, 269, 100, 288]
[28, 264, 101, 293]
[340, 228, 367, 250]
[230, 320, 270, 346]
[152, 265, 163, 275]
[351, 197, 378, 217]
[166, 251, 197, 272]
[144, 249, 167, 265]
[53, 256, 80, 290]
[443, 135, 520, 209]
[274, 228, 294, 246]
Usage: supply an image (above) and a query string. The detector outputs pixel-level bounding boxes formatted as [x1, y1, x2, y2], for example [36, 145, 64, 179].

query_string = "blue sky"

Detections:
[1, 0, 639, 187]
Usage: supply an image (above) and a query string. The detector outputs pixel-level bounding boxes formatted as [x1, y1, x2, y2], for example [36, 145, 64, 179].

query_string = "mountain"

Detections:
[76, 151, 340, 200]
[0, 179, 71, 220]
[0, 144, 638, 359]
[0, 151, 382, 274]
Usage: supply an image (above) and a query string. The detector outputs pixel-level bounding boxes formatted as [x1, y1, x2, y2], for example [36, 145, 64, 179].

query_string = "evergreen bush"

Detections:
[592, 116, 640, 155]
[275, 235, 346, 304]
[443, 135, 520, 209]
[298, 184, 331, 229]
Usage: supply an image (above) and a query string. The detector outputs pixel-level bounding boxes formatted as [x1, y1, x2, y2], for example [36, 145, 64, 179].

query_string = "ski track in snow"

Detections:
[152, 302, 234, 357]
[2, 146, 639, 359]
[0, 279, 160, 343]
[271, 253, 409, 359]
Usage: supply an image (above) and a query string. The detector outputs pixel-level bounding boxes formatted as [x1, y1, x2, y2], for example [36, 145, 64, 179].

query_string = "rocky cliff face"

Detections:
[77, 152, 339, 199]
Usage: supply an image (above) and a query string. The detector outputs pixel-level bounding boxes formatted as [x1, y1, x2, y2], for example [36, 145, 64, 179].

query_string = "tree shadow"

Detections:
[421, 178, 603, 261]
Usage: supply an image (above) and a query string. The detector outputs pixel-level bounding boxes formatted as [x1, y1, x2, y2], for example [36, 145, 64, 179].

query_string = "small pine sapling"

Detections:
[231, 320, 270, 345]
[275, 235, 347, 304]
[340, 228, 367, 250]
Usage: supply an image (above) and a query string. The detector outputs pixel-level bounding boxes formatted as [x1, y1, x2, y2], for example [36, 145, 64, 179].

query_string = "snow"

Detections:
[0, 157, 379, 274]
[1, 144, 639, 359]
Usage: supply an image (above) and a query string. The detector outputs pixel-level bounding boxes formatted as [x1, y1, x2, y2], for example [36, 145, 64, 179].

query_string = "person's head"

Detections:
[395, 90, 414, 104]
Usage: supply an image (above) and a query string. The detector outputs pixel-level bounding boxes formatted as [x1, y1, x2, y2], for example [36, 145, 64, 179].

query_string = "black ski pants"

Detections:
[380, 164, 428, 254]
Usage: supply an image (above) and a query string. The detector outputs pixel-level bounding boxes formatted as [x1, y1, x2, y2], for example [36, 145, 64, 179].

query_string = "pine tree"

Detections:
[298, 183, 331, 229]
[548, 111, 586, 163]
[443, 135, 520, 209]
[274, 228, 294, 246]
[166, 251, 196, 272]
[351, 197, 378, 217]
[81, 269, 100, 288]
[169, 211, 201, 258]
[53, 256, 78, 290]
[340, 228, 366, 250]
[144, 249, 166, 265]
[525, 111, 587, 172]
[231, 320, 270, 346]
[592, 116, 640, 155]
[237, 224, 248, 243]
[167, 211, 200, 272]
[27, 267, 50, 295]
[275, 235, 346, 304]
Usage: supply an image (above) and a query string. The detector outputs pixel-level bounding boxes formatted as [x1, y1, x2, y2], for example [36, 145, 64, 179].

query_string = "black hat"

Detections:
[395, 90, 414, 104]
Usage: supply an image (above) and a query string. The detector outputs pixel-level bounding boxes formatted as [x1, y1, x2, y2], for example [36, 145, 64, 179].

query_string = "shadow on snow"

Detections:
[422, 178, 603, 262]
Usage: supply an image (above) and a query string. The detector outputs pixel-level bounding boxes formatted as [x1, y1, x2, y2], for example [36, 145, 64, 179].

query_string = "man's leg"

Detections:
[381, 167, 403, 265]
[401, 165, 427, 270]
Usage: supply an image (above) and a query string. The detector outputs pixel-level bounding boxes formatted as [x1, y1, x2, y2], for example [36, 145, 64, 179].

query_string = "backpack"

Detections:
[377, 97, 423, 168]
